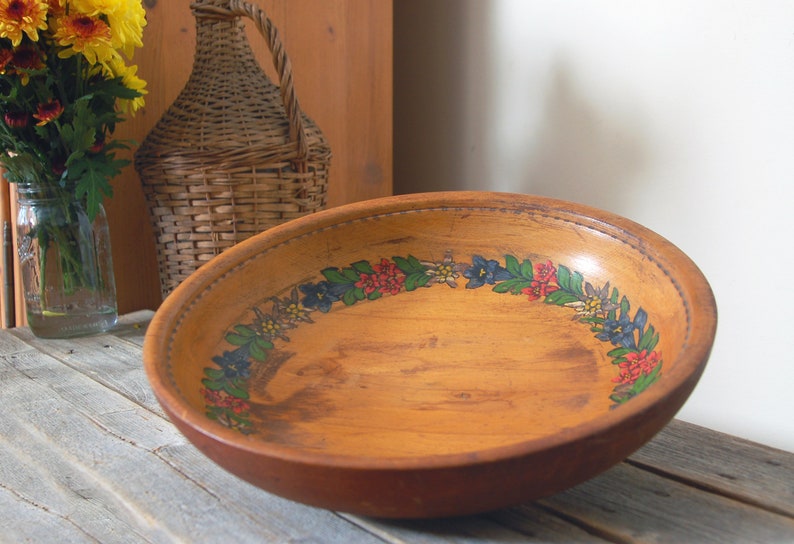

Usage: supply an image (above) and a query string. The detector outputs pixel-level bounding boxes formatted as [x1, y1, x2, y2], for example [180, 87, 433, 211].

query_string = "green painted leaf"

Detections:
[223, 382, 249, 399]
[571, 271, 585, 295]
[620, 295, 630, 316]
[368, 290, 383, 301]
[255, 337, 274, 350]
[638, 325, 659, 352]
[322, 268, 349, 284]
[492, 278, 522, 294]
[557, 265, 572, 291]
[352, 260, 375, 274]
[394, 255, 425, 275]
[225, 333, 250, 346]
[249, 341, 267, 361]
[505, 255, 521, 277]
[519, 258, 534, 280]
[201, 378, 224, 390]
[343, 288, 363, 306]
[405, 272, 431, 291]
[544, 290, 580, 305]
[608, 347, 632, 358]
[234, 324, 256, 336]
[203, 367, 225, 380]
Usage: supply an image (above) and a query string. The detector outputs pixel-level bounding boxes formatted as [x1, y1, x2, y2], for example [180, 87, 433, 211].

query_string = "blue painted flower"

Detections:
[211, 349, 252, 380]
[597, 308, 648, 349]
[299, 281, 341, 313]
[463, 255, 513, 289]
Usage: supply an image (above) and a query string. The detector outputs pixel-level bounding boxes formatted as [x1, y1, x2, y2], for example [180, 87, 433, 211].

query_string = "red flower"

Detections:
[355, 259, 406, 296]
[534, 260, 558, 283]
[520, 260, 560, 301]
[613, 349, 661, 385]
[4, 111, 28, 128]
[522, 280, 559, 301]
[33, 98, 64, 126]
[201, 388, 250, 414]
[0, 48, 12, 72]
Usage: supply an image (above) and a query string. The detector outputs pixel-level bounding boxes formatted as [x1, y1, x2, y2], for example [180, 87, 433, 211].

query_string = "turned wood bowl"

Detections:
[144, 192, 717, 518]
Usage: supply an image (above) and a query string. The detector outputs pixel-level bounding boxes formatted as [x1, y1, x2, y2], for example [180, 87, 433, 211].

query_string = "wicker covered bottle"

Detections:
[135, 0, 330, 298]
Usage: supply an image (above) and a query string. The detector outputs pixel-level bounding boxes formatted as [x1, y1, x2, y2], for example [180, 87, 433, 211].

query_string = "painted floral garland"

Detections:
[201, 253, 662, 433]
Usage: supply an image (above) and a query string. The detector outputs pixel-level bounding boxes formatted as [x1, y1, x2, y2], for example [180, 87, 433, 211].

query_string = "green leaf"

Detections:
[608, 347, 632, 358]
[352, 260, 375, 274]
[249, 341, 267, 361]
[620, 295, 630, 316]
[368, 290, 383, 301]
[322, 268, 351, 284]
[201, 378, 225, 390]
[571, 271, 585, 295]
[405, 272, 430, 291]
[557, 265, 572, 291]
[233, 324, 256, 337]
[505, 255, 521, 277]
[638, 325, 659, 352]
[223, 382, 249, 399]
[225, 333, 250, 346]
[394, 255, 425, 275]
[544, 290, 580, 306]
[519, 258, 534, 280]
[492, 278, 531, 294]
[203, 367, 226, 380]
[342, 287, 363, 306]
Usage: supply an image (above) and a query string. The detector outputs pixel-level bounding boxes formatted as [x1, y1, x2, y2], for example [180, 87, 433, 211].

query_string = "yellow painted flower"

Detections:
[54, 13, 114, 65]
[0, 0, 49, 47]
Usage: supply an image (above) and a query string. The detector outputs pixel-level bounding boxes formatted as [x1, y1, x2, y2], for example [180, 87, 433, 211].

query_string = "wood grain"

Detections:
[1, 314, 792, 542]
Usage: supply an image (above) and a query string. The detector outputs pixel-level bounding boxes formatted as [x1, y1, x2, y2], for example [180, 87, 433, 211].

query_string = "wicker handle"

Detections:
[190, 1, 310, 162]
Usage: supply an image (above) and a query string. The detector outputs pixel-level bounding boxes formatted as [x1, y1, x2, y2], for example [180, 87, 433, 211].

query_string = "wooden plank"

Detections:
[0, 344, 384, 543]
[535, 461, 794, 544]
[9, 310, 158, 412]
[341, 509, 613, 543]
[629, 419, 794, 517]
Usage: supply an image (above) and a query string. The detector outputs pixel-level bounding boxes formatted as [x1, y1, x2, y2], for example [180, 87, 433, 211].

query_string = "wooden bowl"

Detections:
[144, 192, 717, 518]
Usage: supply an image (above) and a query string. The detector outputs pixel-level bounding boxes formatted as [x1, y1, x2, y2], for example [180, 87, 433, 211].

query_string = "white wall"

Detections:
[395, 0, 794, 451]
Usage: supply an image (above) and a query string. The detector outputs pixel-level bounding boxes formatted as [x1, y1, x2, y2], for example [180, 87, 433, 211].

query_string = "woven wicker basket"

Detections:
[135, 0, 331, 299]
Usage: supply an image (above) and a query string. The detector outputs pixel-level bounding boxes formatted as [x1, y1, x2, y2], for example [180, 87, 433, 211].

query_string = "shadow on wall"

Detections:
[516, 58, 650, 213]
[395, 0, 650, 215]
[394, 0, 492, 195]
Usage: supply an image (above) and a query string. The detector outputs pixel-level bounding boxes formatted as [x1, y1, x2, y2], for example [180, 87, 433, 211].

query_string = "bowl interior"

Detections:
[148, 192, 714, 466]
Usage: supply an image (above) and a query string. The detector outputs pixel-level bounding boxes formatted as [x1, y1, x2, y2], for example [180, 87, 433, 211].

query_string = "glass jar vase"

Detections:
[15, 182, 117, 338]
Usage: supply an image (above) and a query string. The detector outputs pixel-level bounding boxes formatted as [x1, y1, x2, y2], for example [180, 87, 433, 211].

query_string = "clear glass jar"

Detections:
[16, 182, 117, 338]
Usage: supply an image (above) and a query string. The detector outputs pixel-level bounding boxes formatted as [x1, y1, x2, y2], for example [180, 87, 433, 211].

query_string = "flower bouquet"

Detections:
[0, 0, 147, 337]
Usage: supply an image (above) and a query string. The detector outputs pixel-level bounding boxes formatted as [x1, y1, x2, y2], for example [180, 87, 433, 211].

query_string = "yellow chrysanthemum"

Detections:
[107, 0, 146, 58]
[70, 0, 145, 59]
[105, 56, 146, 113]
[54, 12, 114, 65]
[0, 0, 49, 47]
[47, 0, 64, 14]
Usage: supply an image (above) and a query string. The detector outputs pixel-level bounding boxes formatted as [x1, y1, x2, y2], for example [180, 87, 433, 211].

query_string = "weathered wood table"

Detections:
[1, 311, 792, 543]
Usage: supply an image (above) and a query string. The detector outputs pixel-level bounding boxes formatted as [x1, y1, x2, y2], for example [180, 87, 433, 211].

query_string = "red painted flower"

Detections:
[201, 388, 250, 415]
[613, 349, 661, 385]
[356, 258, 406, 296]
[534, 260, 558, 283]
[521, 260, 560, 301]
[522, 280, 559, 301]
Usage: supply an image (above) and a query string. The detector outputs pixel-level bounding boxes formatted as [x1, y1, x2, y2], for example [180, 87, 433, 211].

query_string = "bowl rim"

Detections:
[144, 191, 717, 471]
